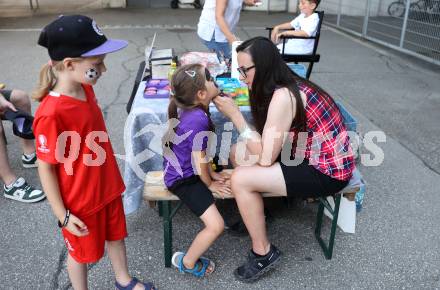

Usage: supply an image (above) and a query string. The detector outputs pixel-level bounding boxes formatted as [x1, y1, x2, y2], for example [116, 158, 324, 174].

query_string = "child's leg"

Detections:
[107, 239, 131, 285]
[0, 122, 16, 185]
[66, 253, 88, 290]
[183, 204, 224, 271]
[107, 240, 148, 290]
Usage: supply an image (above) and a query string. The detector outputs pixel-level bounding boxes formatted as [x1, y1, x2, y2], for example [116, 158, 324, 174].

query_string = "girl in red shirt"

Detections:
[33, 15, 155, 290]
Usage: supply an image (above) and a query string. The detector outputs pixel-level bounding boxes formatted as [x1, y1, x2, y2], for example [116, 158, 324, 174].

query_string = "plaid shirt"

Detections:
[289, 83, 355, 181]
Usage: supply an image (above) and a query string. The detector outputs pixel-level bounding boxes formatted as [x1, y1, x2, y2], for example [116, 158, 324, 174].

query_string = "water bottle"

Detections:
[168, 61, 177, 81]
[355, 183, 365, 212]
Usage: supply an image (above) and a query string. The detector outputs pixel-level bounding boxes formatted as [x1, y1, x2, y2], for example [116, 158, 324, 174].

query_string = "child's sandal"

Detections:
[171, 251, 216, 277]
[115, 277, 156, 290]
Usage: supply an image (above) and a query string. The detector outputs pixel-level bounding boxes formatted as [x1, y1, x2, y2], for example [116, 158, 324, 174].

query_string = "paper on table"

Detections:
[151, 48, 173, 61]
[231, 41, 243, 80]
[152, 64, 171, 79]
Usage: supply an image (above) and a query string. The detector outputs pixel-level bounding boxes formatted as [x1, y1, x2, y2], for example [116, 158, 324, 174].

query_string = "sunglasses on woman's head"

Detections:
[237, 65, 255, 78]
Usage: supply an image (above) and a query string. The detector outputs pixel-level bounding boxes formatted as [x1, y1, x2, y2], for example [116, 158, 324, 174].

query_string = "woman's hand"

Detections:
[64, 214, 89, 237]
[213, 95, 241, 120]
[209, 181, 232, 198]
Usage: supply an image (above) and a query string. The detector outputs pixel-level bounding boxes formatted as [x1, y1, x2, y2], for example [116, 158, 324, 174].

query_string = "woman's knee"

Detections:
[230, 167, 251, 195]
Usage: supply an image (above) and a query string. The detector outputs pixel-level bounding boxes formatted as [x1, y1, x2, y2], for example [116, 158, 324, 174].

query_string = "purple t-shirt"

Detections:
[163, 108, 210, 188]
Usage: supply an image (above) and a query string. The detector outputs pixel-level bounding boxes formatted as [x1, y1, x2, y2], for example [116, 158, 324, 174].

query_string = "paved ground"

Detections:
[1, 8, 439, 290]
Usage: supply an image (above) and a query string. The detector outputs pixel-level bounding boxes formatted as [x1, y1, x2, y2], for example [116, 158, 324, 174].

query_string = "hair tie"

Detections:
[184, 70, 196, 78]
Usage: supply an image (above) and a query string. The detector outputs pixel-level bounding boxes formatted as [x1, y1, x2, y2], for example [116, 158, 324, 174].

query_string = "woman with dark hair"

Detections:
[213, 36, 355, 282]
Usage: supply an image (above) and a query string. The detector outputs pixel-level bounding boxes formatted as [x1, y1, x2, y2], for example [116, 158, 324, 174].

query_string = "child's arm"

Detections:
[271, 21, 295, 43]
[278, 29, 310, 39]
[192, 151, 231, 197]
[38, 161, 89, 236]
[271, 21, 295, 42]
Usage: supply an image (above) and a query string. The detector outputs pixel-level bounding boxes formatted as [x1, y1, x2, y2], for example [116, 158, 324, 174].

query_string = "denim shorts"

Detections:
[200, 35, 232, 60]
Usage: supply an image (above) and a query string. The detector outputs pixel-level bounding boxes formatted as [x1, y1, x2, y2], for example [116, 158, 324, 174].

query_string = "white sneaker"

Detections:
[3, 177, 45, 203]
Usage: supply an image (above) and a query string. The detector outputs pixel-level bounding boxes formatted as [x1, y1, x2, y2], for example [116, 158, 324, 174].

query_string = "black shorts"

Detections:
[168, 175, 215, 217]
[279, 160, 349, 199]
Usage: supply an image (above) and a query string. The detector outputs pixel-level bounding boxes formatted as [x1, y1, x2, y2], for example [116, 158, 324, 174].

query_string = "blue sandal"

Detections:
[171, 251, 216, 277]
[115, 277, 156, 290]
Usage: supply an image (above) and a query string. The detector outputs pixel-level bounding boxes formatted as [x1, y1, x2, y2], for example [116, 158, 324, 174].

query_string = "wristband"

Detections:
[58, 210, 70, 228]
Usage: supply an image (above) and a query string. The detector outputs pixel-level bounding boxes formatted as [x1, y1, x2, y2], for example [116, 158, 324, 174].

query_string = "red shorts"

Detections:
[62, 196, 127, 263]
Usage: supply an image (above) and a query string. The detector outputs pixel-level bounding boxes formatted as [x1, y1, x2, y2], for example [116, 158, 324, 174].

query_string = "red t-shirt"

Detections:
[33, 84, 125, 218]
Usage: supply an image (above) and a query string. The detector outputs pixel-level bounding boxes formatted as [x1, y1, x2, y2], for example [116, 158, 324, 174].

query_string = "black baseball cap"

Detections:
[38, 15, 128, 61]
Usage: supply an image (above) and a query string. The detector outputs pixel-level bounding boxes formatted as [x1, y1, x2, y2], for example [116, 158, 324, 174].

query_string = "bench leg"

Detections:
[158, 202, 163, 217]
[314, 195, 342, 260]
[159, 201, 173, 267]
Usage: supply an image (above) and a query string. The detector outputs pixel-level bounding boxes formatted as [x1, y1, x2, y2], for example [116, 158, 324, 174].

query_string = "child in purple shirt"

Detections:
[162, 63, 230, 277]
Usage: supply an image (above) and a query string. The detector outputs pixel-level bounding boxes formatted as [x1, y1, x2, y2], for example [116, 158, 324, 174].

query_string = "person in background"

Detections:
[271, 0, 320, 55]
[197, 0, 260, 61]
[0, 88, 45, 203]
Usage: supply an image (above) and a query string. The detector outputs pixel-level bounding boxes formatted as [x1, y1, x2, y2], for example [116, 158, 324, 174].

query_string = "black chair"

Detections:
[266, 10, 324, 79]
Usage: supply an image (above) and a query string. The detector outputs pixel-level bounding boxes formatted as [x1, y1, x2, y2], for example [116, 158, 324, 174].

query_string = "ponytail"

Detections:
[32, 62, 62, 102]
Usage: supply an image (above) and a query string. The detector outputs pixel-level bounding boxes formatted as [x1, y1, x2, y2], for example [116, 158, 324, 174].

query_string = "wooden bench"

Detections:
[143, 170, 359, 267]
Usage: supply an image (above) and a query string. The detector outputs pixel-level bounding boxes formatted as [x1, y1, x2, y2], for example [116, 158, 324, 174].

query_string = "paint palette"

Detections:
[144, 79, 170, 98]
[215, 78, 249, 106]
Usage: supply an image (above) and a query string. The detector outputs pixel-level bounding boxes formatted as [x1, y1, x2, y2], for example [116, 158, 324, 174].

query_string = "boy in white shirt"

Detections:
[271, 0, 320, 55]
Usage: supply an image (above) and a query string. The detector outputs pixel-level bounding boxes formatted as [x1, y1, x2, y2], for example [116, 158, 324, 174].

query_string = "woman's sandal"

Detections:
[115, 277, 156, 290]
[171, 251, 216, 277]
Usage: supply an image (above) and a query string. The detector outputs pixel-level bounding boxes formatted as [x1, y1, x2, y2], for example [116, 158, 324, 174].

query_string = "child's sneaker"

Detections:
[3, 177, 45, 203]
[22, 152, 37, 168]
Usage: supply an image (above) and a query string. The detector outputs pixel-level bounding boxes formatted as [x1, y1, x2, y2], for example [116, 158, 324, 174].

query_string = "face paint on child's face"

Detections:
[84, 67, 100, 82]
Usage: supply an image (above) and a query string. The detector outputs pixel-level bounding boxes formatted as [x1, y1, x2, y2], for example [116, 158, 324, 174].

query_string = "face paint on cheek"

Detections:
[84, 68, 100, 82]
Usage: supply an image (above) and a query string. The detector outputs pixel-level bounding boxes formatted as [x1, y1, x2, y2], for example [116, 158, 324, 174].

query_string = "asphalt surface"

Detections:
[0, 8, 439, 290]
